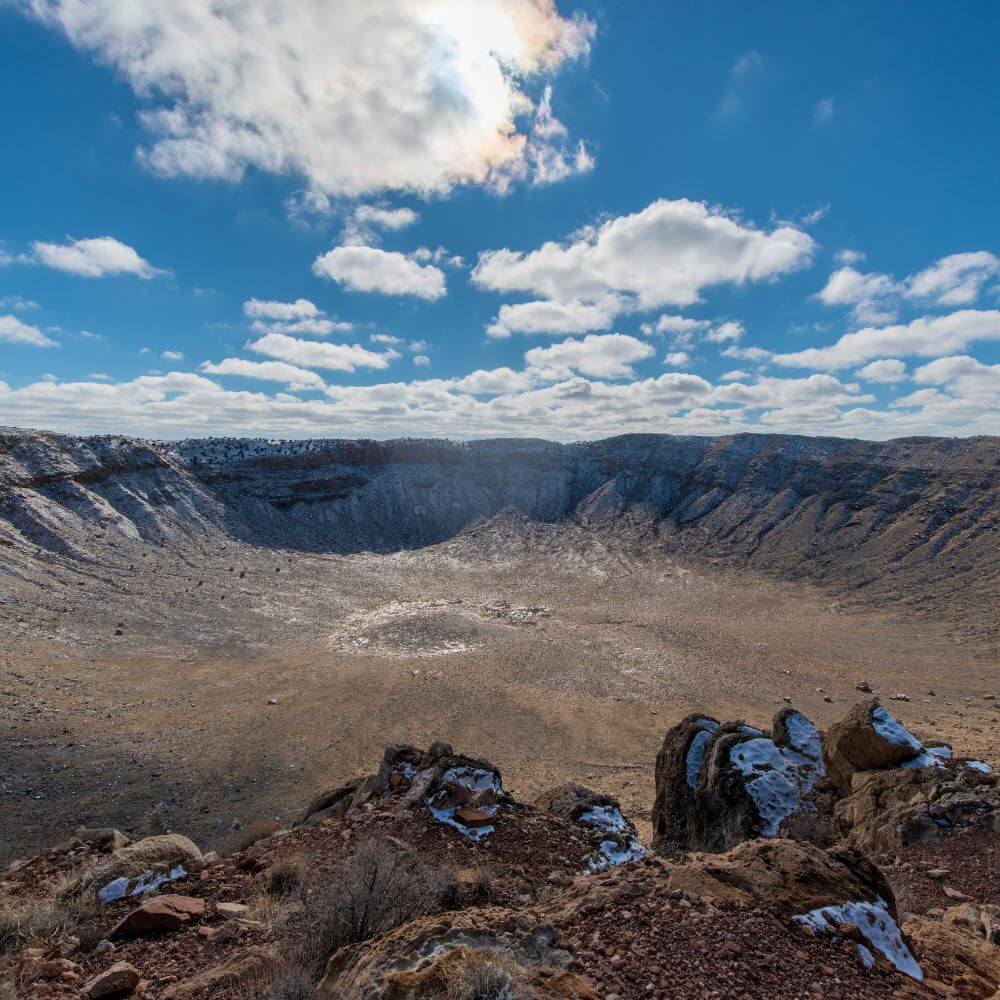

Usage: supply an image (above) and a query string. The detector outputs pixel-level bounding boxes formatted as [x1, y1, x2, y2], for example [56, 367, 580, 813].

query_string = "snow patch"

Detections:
[871, 707, 922, 753]
[794, 899, 922, 980]
[729, 735, 823, 836]
[966, 759, 994, 774]
[98, 865, 187, 903]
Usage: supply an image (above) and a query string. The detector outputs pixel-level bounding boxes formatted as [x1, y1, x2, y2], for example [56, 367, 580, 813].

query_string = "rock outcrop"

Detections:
[653, 709, 824, 853]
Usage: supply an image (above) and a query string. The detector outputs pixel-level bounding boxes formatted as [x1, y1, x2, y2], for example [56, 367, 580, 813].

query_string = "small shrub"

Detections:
[267, 855, 308, 898]
[300, 836, 450, 958]
[442, 948, 537, 1000]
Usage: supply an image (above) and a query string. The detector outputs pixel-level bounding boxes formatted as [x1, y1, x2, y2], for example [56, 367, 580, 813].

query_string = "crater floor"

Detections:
[3, 521, 997, 863]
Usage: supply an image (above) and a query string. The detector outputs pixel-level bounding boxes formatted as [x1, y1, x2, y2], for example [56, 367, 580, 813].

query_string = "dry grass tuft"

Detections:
[440, 947, 537, 1000]
[267, 854, 308, 898]
[0, 899, 74, 954]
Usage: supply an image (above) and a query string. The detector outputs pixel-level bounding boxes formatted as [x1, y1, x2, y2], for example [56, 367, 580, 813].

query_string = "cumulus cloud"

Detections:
[664, 351, 690, 368]
[774, 310, 1000, 370]
[412, 354, 431, 368]
[0, 314, 57, 347]
[313, 245, 446, 300]
[472, 198, 814, 310]
[524, 333, 654, 380]
[912, 355, 1000, 401]
[342, 204, 419, 244]
[161, 350, 184, 361]
[818, 252, 999, 323]
[243, 298, 320, 321]
[721, 344, 773, 364]
[22, 0, 594, 197]
[200, 357, 326, 390]
[451, 367, 532, 394]
[0, 360, 991, 441]
[30, 236, 163, 278]
[249, 331, 397, 372]
[855, 359, 907, 383]
[487, 296, 620, 338]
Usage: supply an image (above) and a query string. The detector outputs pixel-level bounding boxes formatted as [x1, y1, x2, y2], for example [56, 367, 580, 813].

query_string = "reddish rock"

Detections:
[84, 961, 141, 998]
[110, 894, 206, 939]
[454, 807, 493, 828]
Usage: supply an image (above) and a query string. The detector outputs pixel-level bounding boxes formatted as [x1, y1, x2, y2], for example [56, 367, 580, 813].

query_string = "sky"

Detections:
[0, 0, 997, 442]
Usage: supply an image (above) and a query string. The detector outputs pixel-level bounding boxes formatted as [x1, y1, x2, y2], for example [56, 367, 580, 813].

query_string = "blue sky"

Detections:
[0, 0, 997, 440]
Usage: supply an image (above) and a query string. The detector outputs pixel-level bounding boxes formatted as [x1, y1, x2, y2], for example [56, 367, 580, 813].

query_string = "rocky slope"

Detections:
[4, 699, 1000, 999]
[1, 427, 997, 629]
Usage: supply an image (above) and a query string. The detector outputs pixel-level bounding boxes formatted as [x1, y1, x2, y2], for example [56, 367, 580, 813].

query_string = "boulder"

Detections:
[69, 833, 203, 898]
[110, 894, 206, 939]
[904, 915, 1000, 998]
[535, 784, 644, 871]
[662, 838, 897, 920]
[84, 961, 141, 998]
[651, 713, 721, 853]
[823, 699, 922, 794]
[945, 904, 1000, 944]
[75, 827, 130, 852]
[315, 907, 594, 1000]
[161, 945, 277, 999]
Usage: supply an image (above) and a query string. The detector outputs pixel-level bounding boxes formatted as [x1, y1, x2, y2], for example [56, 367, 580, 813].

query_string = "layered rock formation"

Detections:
[1, 428, 996, 624]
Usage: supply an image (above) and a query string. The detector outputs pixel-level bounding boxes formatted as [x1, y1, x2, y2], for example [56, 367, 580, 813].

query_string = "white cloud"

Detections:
[243, 298, 320, 321]
[342, 204, 419, 244]
[718, 50, 764, 119]
[834, 249, 866, 266]
[161, 350, 184, 361]
[412, 246, 464, 268]
[487, 296, 620, 338]
[721, 344, 773, 364]
[906, 251, 999, 306]
[473, 198, 814, 310]
[713, 373, 870, 409]
[249, 331, 397, 372]
[912, 355, 1000, 401]
[0, 360, 991, 441]
[313, 245, 446, 300]
[524, 333, 654, 380]
[818, 252, 999, 323]
[664, 351, 690, 368]
[813, 97, 834, 125]
[720, 369, 749, 381]
[640, 315, 710, 338]
[30, 236, 162, 278]
[412, 354, 431, 367]
[705, 320, 744, 343]
[774, 310, 1000, 370]
[0, 295, 40, 311]
[855, 359, 907, 383]
[451, 367, 532, 394]
[370, 334, 403, 346]
[0, 314, 57, 347]
[818, 266, 901, 324]
[23, 0, 594, 198]
[243, 297, 351, 336]
[200, 357, 325, 390]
